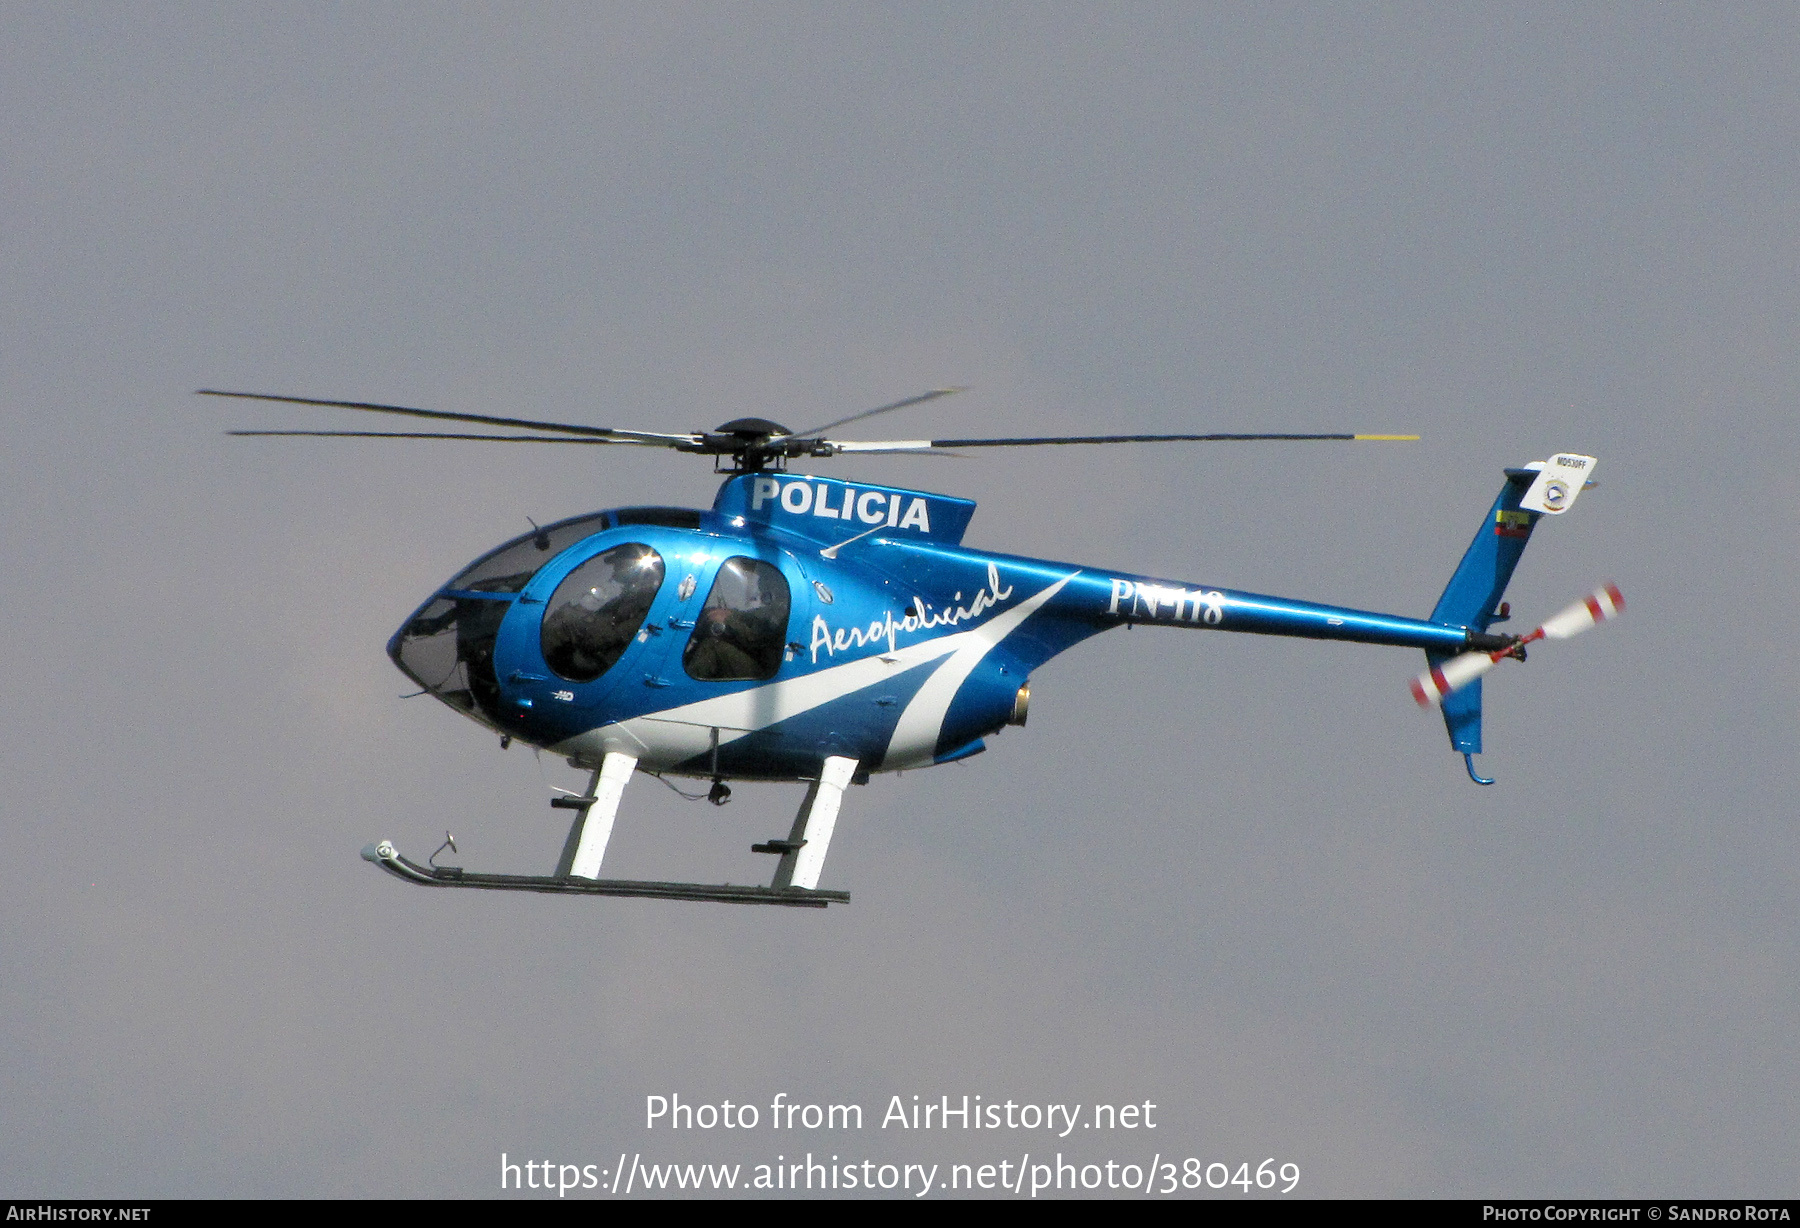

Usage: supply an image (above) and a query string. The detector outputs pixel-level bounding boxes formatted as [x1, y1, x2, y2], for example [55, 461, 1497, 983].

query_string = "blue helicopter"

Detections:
[207, 389, 1621, 908]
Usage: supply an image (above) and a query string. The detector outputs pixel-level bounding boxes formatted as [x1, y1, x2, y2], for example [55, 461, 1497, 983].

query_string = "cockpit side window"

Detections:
[540, 543, 666, 682]
[682, 557, 790, 682]
[448, 513, 611, 594]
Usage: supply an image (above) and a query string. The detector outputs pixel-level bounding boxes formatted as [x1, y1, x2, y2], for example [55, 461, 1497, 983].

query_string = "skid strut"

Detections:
[553, 753, 636, 879]
[766, 756, 857, 890]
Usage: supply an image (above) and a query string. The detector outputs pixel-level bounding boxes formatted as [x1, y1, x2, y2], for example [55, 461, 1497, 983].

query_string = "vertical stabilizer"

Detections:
[1429, 470, 1542, 635]
[1425, 464, 1554, 760]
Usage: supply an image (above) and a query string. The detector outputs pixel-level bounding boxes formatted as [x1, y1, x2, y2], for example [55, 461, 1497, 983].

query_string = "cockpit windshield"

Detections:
[447, 512, 611, 593]
[391, 594, 511, 727]
[390, 511, 612, 728]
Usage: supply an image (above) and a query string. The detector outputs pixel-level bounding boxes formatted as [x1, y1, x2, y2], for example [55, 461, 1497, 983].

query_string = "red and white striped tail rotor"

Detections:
[1409, 652, 1497, 707]
[1535, 582, 1624, 640]
[1410, 583, 1624, 708]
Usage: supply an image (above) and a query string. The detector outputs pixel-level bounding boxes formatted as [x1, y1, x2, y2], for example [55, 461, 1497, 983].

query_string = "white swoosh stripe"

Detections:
[881, 571, 1076, 770]
[620, 641, 949, 746]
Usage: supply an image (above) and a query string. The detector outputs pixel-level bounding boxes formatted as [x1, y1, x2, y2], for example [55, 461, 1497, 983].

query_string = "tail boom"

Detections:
[1092, 573, 1502, 654]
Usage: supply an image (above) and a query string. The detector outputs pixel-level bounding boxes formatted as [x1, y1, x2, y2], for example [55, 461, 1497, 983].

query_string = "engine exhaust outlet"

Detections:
[1008, 682, 1031, 727]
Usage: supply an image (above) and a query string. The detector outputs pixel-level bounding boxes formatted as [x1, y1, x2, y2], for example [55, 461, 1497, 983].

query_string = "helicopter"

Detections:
[206, 388, 1622, 908]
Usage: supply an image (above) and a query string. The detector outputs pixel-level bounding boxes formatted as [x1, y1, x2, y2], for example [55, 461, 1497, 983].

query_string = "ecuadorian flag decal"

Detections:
[1494, 509, 1533, 539]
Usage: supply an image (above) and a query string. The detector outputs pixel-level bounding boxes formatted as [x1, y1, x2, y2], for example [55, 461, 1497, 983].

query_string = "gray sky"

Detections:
[2, 3, 1796, 1198]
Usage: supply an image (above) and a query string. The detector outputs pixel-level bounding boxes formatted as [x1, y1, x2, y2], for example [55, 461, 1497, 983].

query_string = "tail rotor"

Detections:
[1411, 583, 1624, 709]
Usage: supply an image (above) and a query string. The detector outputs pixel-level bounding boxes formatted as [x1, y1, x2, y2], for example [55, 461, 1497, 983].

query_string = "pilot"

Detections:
[541, 557, 653, 681]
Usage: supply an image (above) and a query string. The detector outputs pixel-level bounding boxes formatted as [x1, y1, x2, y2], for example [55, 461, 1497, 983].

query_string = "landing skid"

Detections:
[361, 751, 860, 909]
[362, 841, 849, 908]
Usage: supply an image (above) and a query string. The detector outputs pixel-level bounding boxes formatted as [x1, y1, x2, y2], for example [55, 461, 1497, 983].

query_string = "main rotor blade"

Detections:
[827, 431, 1418, 452]
[227, 430, 656, 444]
[199, 389, 699, 446]
[931, 432, 1417, 447]
[786, 387, 967, 440]
[810, 443, 968, 458]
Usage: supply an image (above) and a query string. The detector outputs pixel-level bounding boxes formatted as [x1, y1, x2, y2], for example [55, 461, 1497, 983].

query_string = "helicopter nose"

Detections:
[390, 596, 464, 704]
[389, 593, 510, 724]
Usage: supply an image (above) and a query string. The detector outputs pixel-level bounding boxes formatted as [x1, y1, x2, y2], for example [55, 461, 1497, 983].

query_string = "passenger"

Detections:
[683, 559, 789, 681]
[684, 604, 764, 680]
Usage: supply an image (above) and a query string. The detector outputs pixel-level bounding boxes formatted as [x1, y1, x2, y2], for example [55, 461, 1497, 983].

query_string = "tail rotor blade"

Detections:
[1536, 583, 1625, 640]
[1411, 652, 1498, 708]
[1408, 582, 1624, 707]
